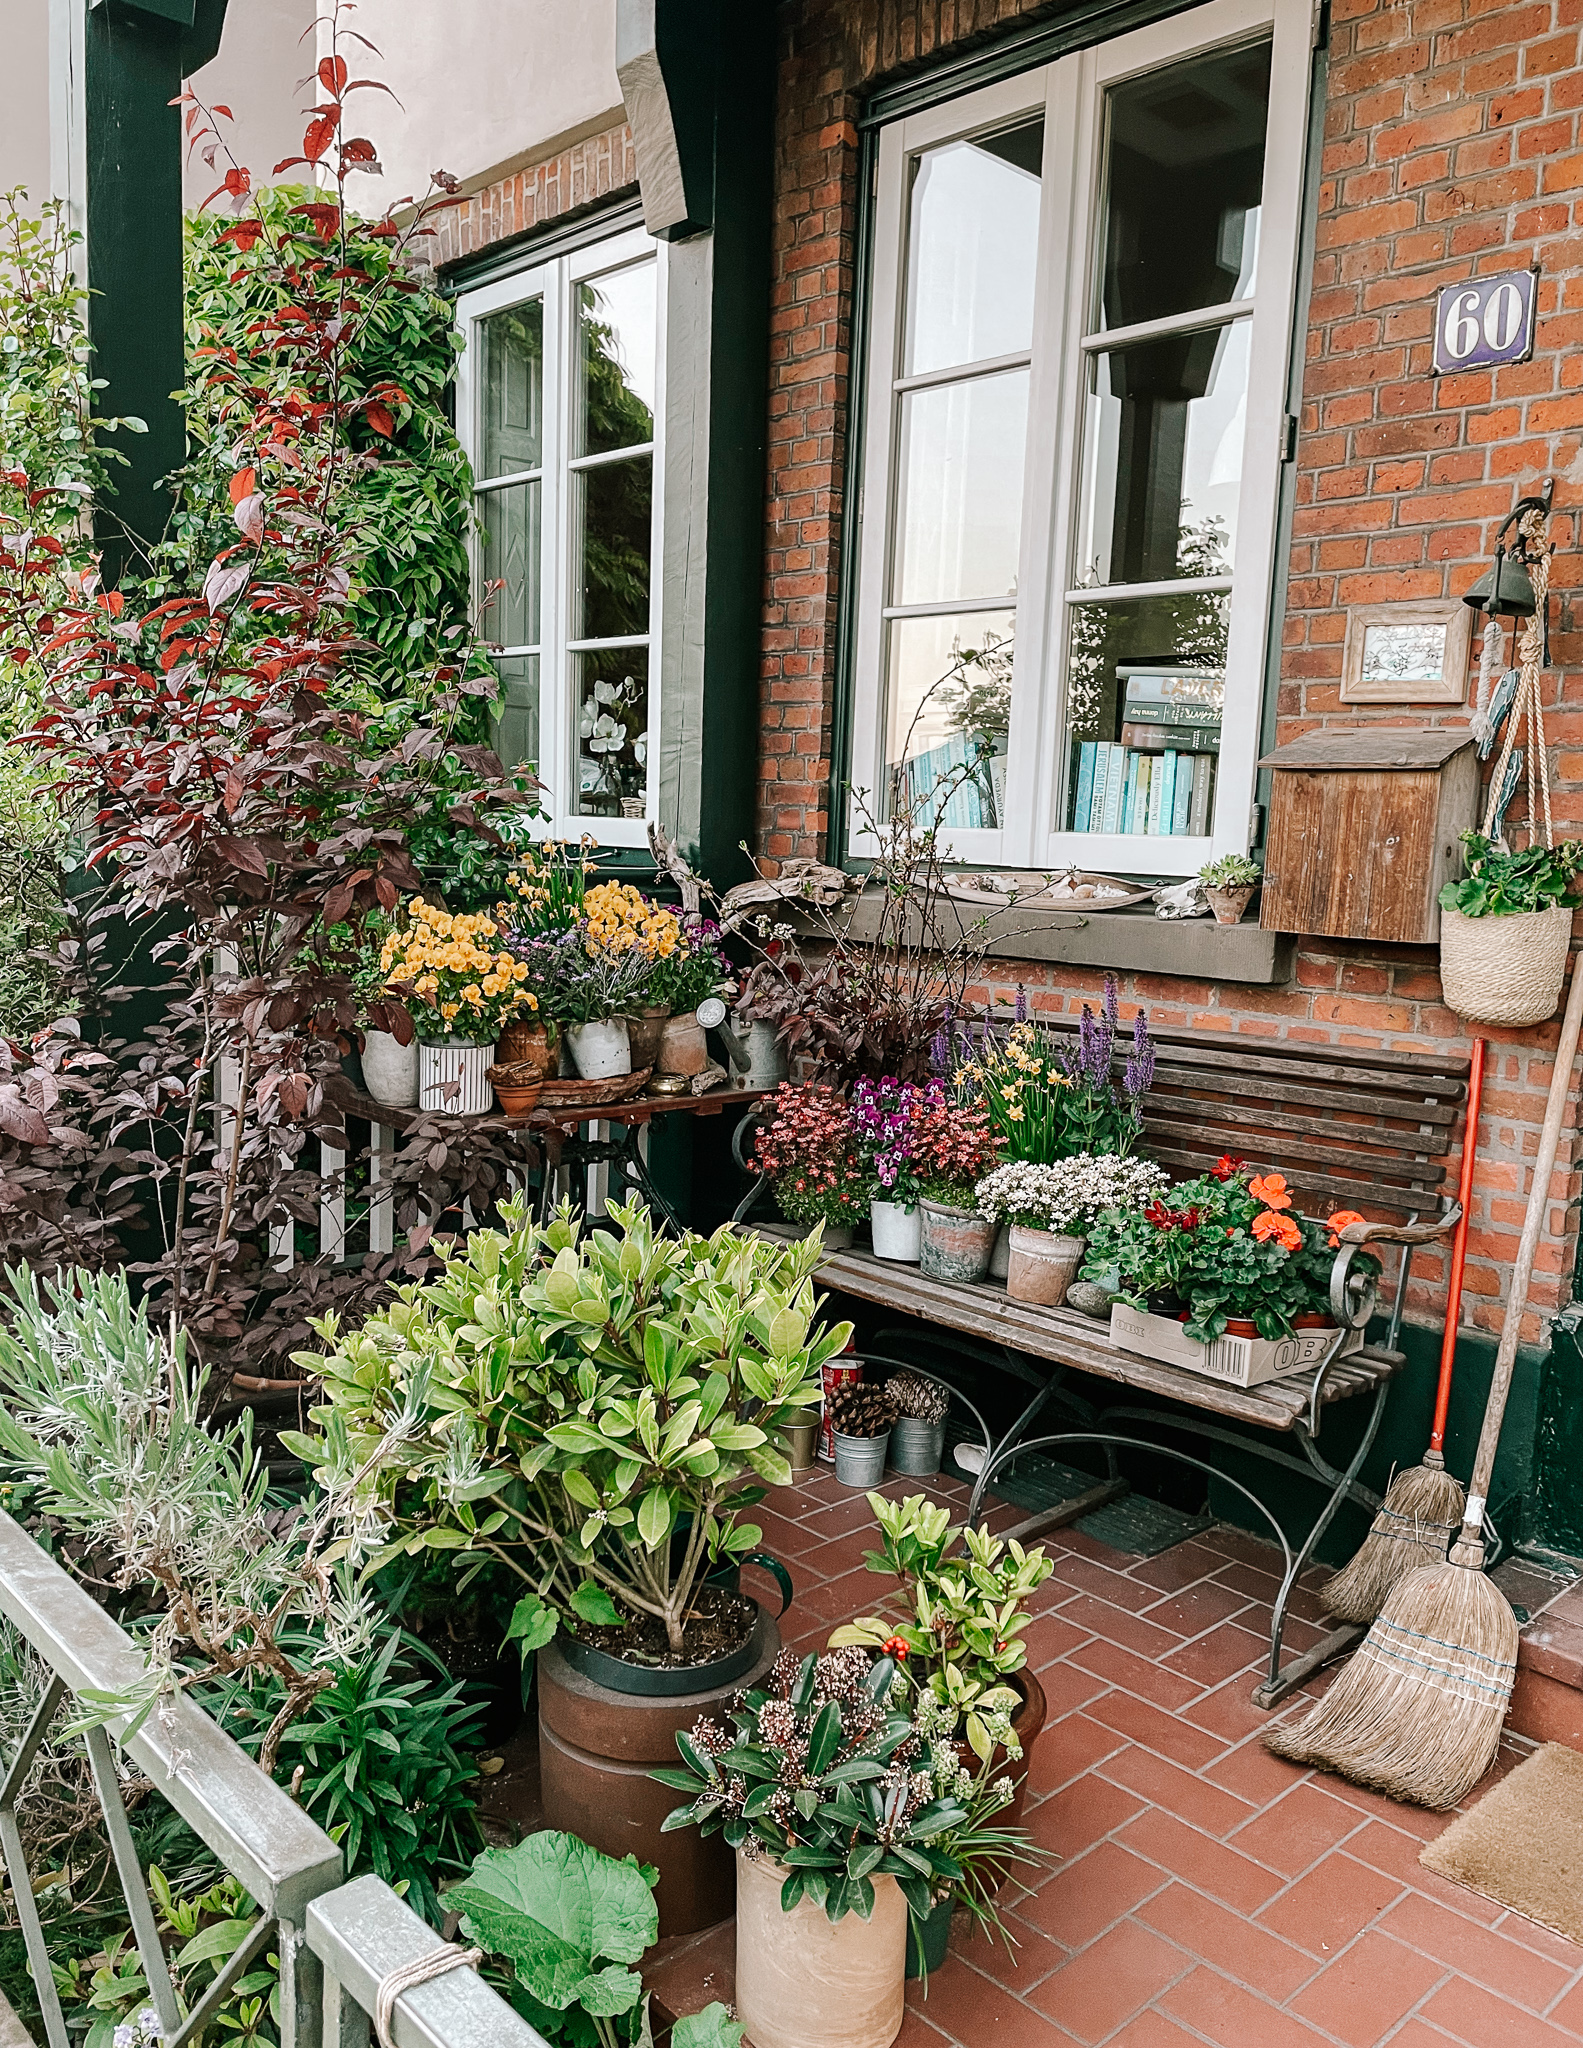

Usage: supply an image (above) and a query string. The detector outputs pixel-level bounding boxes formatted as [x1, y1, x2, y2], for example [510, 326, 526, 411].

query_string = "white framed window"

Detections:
[849, 0, 1312, 873]
[456, 226, 666, 846]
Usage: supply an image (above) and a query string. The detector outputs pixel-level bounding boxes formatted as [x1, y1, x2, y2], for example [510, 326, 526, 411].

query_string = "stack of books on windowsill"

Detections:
[1071, 668, 1222, 837]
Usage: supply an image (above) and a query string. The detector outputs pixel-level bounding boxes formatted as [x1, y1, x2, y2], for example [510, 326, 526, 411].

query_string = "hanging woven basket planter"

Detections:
[1439, 901, 1572, 1027]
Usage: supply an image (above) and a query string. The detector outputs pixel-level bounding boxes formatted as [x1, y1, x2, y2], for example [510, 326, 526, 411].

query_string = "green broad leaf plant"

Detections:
[655, 1647, 971, 1924]
[290, 1197, 845, 1662]
[1439, 830, 1583, 919]
[828, 1493, 1054, 1759]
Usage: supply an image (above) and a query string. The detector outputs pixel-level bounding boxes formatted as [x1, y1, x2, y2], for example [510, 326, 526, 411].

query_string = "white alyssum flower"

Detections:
[974, 1153, 1167, 1233]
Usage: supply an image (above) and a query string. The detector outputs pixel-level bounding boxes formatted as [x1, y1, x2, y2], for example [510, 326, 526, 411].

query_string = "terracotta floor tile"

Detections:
[1159, 1622, 1269, 1689]
[1418, 1975, 1583, 2048]
[1058, 1594, 1189, 1662]
[1032, 1659, 1114, 1723]
[1224, 1779, 1367, 1875]
[1028, 1772, 1149, 1861]
[1061, 1527, 1142, 1568]
[1289, 1928, 1446, 2045]
[1085, 1686, 1229, 1772]
[1138, 1580, 1257, 1639]
[1492, 1912, 1583, 1967]
[1160, 1965, 1338, 2047]
[1200, 1526, 1291, 1573]
[954, 1916, 1070, 1993]
[1022, 1611, 1101, 1672]
[1070, 1637, 1204, 1712]
[891, 2010, 956, 2048]
[1341, 1819, 1507, 1923]
[1314, 1770, 1451, 1840]
[905, 1962, 1078, 2046]
[1025, 1919, 1192, 2043]
[1026, 1712, 1130, 1798]
[1203, 1733, 1311, 1808]
[1128, 1541, 1228, 1595]
[1546, 1977, 1583, 2034]
[1136, 1881, 1317, 2000]
[1099, 1744, 1259, 1839]
[1381, 1893, 1575, 2009]
[1104, 2013, 1216, 2048]
[1180, 1677, 1288, 1745]
[1116, 1808, 1288, 1915]
[1015, 1841, 1171, 1951]
[1254, 1851, 1408, 1958]
[1052, 1553, 1164, 1608]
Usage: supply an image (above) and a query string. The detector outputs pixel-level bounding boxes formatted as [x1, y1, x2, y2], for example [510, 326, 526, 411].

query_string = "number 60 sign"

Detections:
[1432, 269, 1537, 375]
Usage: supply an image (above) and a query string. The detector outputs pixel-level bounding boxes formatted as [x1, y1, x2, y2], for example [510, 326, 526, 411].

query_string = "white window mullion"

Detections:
[542, 255, 572, 834]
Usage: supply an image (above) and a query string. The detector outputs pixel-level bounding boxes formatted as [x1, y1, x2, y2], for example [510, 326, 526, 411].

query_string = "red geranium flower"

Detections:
[1211, 1154, 1246, 1181]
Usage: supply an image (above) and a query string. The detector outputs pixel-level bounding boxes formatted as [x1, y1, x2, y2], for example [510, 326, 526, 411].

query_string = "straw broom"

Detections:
[1267, 959, 1583, 1808]
[1320, 1038, 1485, 1625]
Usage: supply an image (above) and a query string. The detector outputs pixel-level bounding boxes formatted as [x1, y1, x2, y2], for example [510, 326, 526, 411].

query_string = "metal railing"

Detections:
[0, 1513, 545, 2048]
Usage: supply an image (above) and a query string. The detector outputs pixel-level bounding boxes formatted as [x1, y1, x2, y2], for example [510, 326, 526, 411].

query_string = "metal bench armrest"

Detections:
[1335, 1206, 1461, 1249]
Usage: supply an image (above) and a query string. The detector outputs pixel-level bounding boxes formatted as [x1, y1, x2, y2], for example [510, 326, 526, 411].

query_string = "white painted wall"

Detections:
[0, 0, 620, 218]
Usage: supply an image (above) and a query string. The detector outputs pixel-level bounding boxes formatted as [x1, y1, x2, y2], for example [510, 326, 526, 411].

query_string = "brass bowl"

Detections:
[646, 1072, 690, 1097]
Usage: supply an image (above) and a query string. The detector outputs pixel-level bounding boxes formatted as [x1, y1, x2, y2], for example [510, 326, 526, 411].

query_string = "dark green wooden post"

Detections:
[81, 0, 229, 579]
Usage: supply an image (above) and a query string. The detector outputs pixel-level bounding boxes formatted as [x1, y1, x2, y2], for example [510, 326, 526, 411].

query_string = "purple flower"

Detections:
[1125, 1009, 1155, 1100]
[930, 1025, 950, 1076]
[1014, 984, 1028, 1024]
[1103, 975, 1120, 1029]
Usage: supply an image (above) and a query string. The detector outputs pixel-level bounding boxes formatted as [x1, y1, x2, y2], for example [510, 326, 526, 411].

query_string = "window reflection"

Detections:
[895, 369, 1028, 606]
[1100, 42, 1270, 330]
[885, 611, 1015, 831]
[480, 300, 542, 480]
[579, 265, 656, 456]
[904, 120, 1044, 375]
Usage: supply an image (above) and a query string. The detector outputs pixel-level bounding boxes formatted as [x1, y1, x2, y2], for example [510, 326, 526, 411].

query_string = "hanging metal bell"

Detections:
[1463, 547, 1537, 616]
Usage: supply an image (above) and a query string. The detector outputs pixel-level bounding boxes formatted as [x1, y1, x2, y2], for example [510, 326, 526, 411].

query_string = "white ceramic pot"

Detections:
[566, 1017, 632, 1080]
[1007, 1227, 1087, 1306]
[418, 1039, 495, 1115]
[989, 1225, 1011, 1281]
[361, 1028, 418, 1107]
[870, 1197, 921, 1263]
[734, 1850, 906, 2048]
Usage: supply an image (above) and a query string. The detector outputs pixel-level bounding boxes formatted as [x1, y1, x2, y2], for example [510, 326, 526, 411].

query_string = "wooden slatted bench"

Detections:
[737, 1027, 1472, 1707]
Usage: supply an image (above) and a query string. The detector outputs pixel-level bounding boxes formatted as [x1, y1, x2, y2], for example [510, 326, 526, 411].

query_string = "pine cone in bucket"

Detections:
[827, 1382, 898, 1440]
[887, 1371, 949, 1423]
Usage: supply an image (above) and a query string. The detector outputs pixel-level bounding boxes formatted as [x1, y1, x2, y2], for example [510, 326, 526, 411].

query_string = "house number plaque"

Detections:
[1432, 269, 1537, 374]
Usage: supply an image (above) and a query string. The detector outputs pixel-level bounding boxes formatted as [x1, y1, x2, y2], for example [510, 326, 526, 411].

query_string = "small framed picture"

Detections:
[1340, 600, 1472, 706]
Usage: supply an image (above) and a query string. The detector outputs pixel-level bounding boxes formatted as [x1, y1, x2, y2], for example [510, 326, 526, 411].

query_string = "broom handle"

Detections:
[1456, 948, 1583, 1549]
[1430, 1036, 1485, 1458]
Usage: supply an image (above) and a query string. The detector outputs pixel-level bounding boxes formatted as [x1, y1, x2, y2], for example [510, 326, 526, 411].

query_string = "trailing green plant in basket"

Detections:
[1439, 831, 1583, 917]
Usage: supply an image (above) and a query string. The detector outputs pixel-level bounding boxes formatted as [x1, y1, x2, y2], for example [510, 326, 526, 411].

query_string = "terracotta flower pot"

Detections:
[537, 1616, 781, 1938]
[918, 1200, 995, 1283]
[496, 1017, 551, 1071]
[1205, 882, 1258, 926]
[734, 1849, 907, 2048]
[1006, 1227, 1086, 1306]
[658, 1009, 710, 1075]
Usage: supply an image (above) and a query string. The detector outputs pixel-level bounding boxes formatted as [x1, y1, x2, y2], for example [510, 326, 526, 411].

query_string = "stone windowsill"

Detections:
[790, 892, 1295, 986]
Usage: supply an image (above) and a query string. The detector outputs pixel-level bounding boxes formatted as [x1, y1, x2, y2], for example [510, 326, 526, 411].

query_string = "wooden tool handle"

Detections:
[1457, 954, 1583, 1545]
[1432, 1037, 1485, 1457]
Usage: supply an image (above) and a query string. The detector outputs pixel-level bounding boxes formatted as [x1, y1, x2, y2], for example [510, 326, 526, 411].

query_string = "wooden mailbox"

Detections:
[1259, 728, 1479, 945]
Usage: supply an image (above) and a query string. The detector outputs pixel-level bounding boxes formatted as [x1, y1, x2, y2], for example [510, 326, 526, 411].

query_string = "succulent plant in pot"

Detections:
[1198, 851, 1263, 926]
[293, 1196, 850, 1935]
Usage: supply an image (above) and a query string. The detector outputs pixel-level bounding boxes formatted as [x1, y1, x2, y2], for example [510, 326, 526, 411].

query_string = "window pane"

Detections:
[894, 369, 1028, 606]
[883, 611, 1014, 829]
[575, 455, 652, 640]
[1061, 593, 1228, 835]
[1076, 319, 1248, 588]
[904, 119, 1043, 376]
[574, 650, 649, 819]
[495, 654, 540, 770]
[478, 481, 540, 649]
[1099, 40, 1271, 331]
[579, 262, 657, 457]
[479, 300, 542, 480]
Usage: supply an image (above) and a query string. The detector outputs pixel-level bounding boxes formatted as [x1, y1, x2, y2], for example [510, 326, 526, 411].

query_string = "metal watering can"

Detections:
[698, 998, 788, 1091]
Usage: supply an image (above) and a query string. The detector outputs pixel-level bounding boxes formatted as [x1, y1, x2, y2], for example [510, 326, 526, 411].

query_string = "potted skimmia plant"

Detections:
[655, 1647, 970, 2048]
[293, 1196, 847, 1936]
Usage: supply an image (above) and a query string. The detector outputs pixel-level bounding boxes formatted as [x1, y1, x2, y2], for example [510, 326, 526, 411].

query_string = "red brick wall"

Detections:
[427, 120, 638, 270]
[759, 0, 1583, 1343]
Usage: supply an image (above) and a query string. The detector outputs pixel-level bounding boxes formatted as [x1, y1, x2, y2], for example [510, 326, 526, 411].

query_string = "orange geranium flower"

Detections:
[1251, 1208, 1303, 1251]
[1326, 1208, 1366, 1248]
[1248, 1173, 1292, 1211]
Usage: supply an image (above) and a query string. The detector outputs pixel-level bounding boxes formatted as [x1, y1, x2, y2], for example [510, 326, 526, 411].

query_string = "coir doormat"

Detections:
[1419, 1742, 1583, 1946]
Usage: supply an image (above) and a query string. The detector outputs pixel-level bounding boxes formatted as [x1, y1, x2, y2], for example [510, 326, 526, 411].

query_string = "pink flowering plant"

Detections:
[752, 1084, 872, 1231]
[909, 1087, 1001, 1207]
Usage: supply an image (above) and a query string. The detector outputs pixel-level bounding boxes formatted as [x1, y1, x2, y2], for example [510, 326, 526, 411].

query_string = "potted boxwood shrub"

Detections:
[292, 1197, 848, 1936]
[654, 1647, 969, 2048]
[1438, 830, 1583, 1026]
[828, 1492, 1054, 1828]
[975, 1154, 1167, 1306]
[1198, 852, 1263, 926]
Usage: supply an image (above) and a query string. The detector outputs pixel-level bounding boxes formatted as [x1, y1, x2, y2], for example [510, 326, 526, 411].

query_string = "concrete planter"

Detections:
[361, 1028, 417, 1107]
[918, 1199, 995, 1282]
[566, 1017, 632, 1079]
[1006, 1228, 1086, 1306]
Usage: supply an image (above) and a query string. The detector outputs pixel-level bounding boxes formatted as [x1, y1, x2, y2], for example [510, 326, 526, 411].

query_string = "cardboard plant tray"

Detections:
[1108, 1303, 1364, 1389]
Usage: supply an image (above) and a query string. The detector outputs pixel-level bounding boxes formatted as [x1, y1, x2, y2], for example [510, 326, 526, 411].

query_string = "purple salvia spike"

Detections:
[1103, 974, 1120, 1028]
[1015, 983, 1028, 1024]
[1126, 1008, 1155, 1099]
